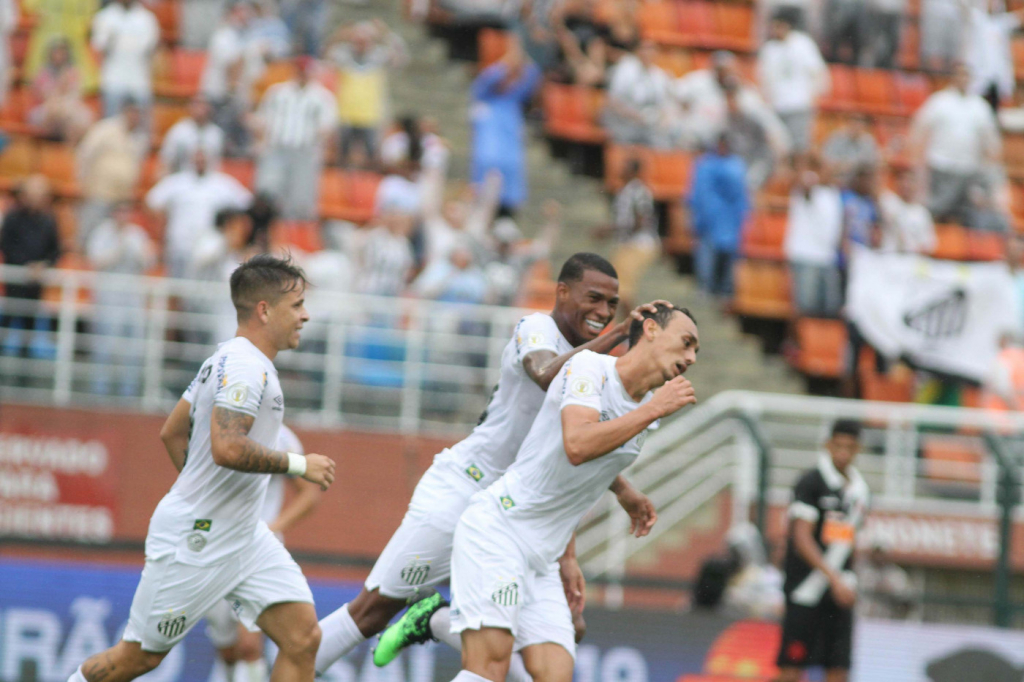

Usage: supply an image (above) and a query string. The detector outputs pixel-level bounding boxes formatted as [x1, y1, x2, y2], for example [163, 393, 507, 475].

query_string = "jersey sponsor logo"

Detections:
[465, 464, 484, 482]
[273, 394, 284, 412]
[570, 377, 596, 399]
[491, 580, 519, 606]
[199, 364, 212, 384]
[186, 532, 207, 552]
[157, 612, 187, 640]
[193, 519, 212, 532]
[499, 495, 515, 510]
[527, 332, 545, 347]
[400, 557, 431, 586]
[225, 382, 249, 407]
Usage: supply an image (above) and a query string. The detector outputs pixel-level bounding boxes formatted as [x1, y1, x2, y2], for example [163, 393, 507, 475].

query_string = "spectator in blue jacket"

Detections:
[690, 134, 751, 298]
[470, 38, 541, 217]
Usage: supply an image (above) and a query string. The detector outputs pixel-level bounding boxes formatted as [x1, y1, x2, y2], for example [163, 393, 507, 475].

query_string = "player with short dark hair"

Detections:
[66, 255, 334, 682]
[774, 420, 870, 682]
[315, 253, 666, 677]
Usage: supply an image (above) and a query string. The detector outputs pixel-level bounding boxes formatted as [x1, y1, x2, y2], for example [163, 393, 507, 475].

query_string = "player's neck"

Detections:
[614, 352, 660, 402]
[551, 309, 582, 347]
[236, 329, 279, 361]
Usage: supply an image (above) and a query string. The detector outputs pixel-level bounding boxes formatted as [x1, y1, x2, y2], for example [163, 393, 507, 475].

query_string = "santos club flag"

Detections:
[846, 246, 1021, 382]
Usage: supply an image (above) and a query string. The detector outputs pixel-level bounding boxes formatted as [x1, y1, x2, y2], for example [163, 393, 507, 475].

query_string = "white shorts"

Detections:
[124, 524, 313, 652]
[204, 600, 241, 650]
[449, 495, 576, 658]
[365, 459, 480, 600]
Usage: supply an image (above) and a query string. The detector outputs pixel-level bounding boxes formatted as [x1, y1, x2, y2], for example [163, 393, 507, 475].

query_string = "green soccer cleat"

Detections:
[373, 592, 448, 667]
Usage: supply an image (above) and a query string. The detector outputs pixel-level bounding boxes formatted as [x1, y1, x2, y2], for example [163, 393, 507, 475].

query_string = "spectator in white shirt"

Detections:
[201, 1, 255, 156]
[821, 114, 880, 188]
[0, 0, 17, 107]
[85, 201, 157, 396]
[757, 12, 829, 159]
[146, 149, 253, 278]
[673, 50, 740, 148]
[358, 209, 415, 297]
[90, 0, 160, 118]
[602, 39, 680, 149]
[253, 55, 336, 220]
[921, 0, 962, 72]
[190, 207, 254, 343]
[879, 168, 937, 254]
[722, 77, 791, 190]
[159, 95, 225, 175]
[910, 63, 1001, 225]
[964, 0, 1024, 112]
[785, 158, 844, 316]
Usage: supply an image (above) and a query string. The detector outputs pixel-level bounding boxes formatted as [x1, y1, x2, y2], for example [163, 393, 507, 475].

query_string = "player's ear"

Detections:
[555, 280, 570, 302]
[255, 300, 271, 324]
[643, 317, 658, 341]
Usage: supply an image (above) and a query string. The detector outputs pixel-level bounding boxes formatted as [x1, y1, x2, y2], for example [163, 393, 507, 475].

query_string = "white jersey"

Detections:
[147, 337, 284, 566]
[436, 313, 571, 487]
[486, 350, 657, 569]
[262, 424, 304, 524]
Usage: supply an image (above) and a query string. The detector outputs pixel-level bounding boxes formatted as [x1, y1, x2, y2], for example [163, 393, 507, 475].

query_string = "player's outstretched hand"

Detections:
[616, 486, 658, 538]
[302, 454, 336, 491]
[649, 376, 697, 418]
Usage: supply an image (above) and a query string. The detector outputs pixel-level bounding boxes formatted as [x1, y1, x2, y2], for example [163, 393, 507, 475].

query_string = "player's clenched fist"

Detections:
[650, 376, 697, 417]
[302, 454, 336, 490]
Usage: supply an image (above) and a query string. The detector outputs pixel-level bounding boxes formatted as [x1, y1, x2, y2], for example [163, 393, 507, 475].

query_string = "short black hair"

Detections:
[230, 254, 308, 321]
[831, 419, 862, 439]
[215, 208, 246, 229]
[557, 253, 618, 284]
[627, 303, 697, 347]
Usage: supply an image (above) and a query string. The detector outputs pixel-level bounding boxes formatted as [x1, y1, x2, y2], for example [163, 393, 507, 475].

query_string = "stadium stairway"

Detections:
[360, 0, 803, 400]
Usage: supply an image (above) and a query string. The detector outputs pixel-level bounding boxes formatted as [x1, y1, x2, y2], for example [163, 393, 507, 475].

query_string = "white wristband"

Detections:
[286, 452, 307, 477]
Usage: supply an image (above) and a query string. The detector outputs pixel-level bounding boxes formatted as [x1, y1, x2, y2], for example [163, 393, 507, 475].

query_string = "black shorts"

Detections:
[776, 595, 854, 670]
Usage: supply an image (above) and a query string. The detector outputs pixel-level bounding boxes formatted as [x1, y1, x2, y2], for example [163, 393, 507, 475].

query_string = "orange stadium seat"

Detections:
[931, 223, 970, 260]
[821, 65, 856, 112]
[855, 68, 899, 116]
[921, 435, 983, 484]
[275, 220, 322, 253]
[0, 88, 35, 135]
[154, 49, 207, 99]
[10, 29, 29, 68]
[151, 102, 189, 144]
[742, 212, 787, 260]
[319, 169, 380, 223]
[968, 231, 1006, 261]
[1014, 37, 1024, 80]
[793, 318, 848, 378]
[637, 2, 682, 45]
[653, 48, 693, 78]
[732, 259, 792, 319]
[37, 143, 79, 196]
[895, 72, 931, 116]
[604, 144, 647, 193]
[898, 22, 920, 71]
[677, 2, 715, 48]
[221, 158, 255, 189]
[53, 201, 79, 245]
[663, 201, 693, 255]
[541, 82, 607, 144]
[0, 136, 37, 189]
[647, 150, 692, 201]
[151, 0, 181, 44]
[713, 4, 755, 52]
[137, 154, 162, 194]
[858, 347, 913, 402]
[478, 28, 510, 68]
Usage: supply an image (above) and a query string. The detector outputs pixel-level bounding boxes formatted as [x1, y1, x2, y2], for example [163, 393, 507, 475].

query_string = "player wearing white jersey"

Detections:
[448, 304, 699, 682]
[67, 255, 336, 682]
[206, 424, 322, 682]
[316, 254, 661, 678]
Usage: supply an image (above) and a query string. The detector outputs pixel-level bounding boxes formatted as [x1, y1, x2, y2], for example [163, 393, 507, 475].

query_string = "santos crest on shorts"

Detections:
[436, 312, 571, 486]
[487, 350, 658, 569]
[146, 336, 285, 567]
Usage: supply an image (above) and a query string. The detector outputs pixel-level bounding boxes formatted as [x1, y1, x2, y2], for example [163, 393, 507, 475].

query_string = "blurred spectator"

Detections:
[280, 0, 326, 56]
[191, 208, 254, 343]
[0, 0, 17, 106]
[410, 245, 489, 304]
[857, 544, 917, 619]
[76, 100, 147, 249]
[358, 210, 415, 296]
[23, 0, 99, 92]
[690, 135, 750, 299]
[253, 56, 336, 220]
[201, 1, 254, 157]
[723, 78, 791, 191]
[722, 524, 784, 620]
[757, 0, 810, 43]
[381, 115, 450, 175]
[0, 176, 61, 359]
[965, 0, 1024, 111]
[85, 201, 156, 396]
[785, 159, 844, 317]
[596, 158, 659, 311]
[328, 19, 408, 168]
[421, 168, 499, 269]
[146, 149, 253, 278]
[246, 191, 279, 252]
[375, 158, 422, 219]
[552, 0, 608, 86]
[841, 164, 881, 251]
[599, 0, 641, 57]
[878, 168, 936, 254]
[159, 96, 225, 175]
[911, 63, 1000, 225]
[821, 115, 880, 188]
[248, 0, 292, 64]
[821, 0, 868, 64]
[29, 37, 94, 144]
[967, 174, 1011, 233]
[921, 0, 962, 72]
[673, 50, 739, 148]
[866, 0, 904, 68]
[757, 12, 829, 160]
[179, 0, 229, 50]
[484, 205, 560, 305]
[90, 0, 159, 118]
[470, 39, 542, 216]
[515, 0, 560, 70]
[603, 39, 678, 149]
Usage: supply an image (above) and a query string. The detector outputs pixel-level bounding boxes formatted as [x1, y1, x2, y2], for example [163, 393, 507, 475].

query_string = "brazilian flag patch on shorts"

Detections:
[193, 519, 212, 532]
[465, 464, 484, 482]
[500, 495, 515, 510]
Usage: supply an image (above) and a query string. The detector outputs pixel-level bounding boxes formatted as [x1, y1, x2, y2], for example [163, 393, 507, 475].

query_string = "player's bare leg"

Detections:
[348, 587, 407, 636]
[521, 643, 573, 682]
[256, 602, 321, 682]
[72, 640, 167, 682]
[460, 627, 515, 682]
[315, 587, 406, 673]
[233, 628, 269, 682]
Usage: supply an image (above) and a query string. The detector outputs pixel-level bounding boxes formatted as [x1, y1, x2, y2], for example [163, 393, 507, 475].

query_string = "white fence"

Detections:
[0, 264, 529, 434]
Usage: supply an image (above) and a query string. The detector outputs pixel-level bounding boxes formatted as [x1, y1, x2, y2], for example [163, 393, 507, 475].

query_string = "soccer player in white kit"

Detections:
[67, 255, 336, 682]
[315, 254, 660, 676]
[448, 304, 699, 682]
[205, 424, 322, 682]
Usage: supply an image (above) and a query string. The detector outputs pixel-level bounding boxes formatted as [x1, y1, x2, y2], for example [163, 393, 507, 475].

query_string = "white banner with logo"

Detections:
[846, 247, 1021, 382]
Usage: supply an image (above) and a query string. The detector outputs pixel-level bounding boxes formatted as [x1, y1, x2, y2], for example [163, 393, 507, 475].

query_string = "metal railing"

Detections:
[0, 264, 530, 434]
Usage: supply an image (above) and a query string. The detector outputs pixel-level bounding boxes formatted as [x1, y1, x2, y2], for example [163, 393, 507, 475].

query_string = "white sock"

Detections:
[233, 659, 268, 682]
[428, 606, 462, 650]
[68, 667, 88, 682]
[452, 671, 490, 682]
[315, 604, 366, 674]
[506, 654, 533, 682]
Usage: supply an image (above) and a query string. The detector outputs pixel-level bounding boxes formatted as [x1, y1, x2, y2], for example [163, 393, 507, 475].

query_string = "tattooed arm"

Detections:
[210, 406, 289, 472]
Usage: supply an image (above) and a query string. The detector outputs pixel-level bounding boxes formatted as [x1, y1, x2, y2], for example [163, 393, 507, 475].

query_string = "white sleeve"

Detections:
[514, 314, 561, 364]
[319, 89, 337, 132]
[213, 353, 268, 417]
[145, 176, 176, 211]
[182, 358, 214, 404]
[158, 124, 182, 167]
[219, 175, 253, 208]
[91, 11, 111, 52]
[143, 9, 160, 51]
[559, 352, 606, 412]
